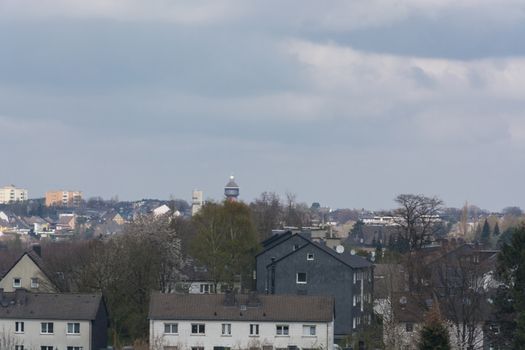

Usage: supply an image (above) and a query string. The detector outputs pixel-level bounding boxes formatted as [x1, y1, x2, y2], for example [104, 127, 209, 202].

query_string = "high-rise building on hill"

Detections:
[0, 185, 28, 204]
[45, 190, 83, 207]
[191, 190, 204, 216]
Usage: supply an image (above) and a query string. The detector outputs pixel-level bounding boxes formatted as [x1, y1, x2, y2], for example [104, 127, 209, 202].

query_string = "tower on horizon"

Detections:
[224, 175, 240, 202]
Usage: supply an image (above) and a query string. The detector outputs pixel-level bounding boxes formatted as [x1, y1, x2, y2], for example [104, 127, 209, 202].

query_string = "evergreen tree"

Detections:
[494, 222, 501, 236]
[418, 304, 451, 350]
[481, 219, 491, 244]
[495, 225, 525, 349]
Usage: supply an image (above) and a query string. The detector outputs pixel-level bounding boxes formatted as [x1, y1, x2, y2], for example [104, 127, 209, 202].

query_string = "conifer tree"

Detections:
[493, 222, 501, 236]
[418, 303, 451, 350]
[481, 219, 491, 244]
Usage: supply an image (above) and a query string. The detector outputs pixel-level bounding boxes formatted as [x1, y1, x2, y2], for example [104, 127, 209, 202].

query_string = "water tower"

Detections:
[224, 175, 240, 202]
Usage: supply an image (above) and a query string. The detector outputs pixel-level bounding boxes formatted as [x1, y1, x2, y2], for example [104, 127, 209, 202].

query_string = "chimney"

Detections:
[32, 244, 42, 257]
[224, 290, 236, 306]
[15, 288, 27, 304]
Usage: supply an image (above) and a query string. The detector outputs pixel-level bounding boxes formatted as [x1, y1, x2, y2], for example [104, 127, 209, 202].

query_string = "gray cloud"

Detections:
[1, 1, 525, 211]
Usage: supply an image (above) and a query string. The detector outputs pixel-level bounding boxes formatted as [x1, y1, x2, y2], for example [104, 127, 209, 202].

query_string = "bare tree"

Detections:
[394, 194, 444, 252]
[250, 192, 283, 240]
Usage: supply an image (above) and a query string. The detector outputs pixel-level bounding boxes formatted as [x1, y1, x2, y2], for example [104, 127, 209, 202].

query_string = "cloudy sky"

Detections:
[1, 0, 525, 211]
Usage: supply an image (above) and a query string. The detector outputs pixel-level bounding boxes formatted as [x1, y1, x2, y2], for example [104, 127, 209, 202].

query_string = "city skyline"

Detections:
[1, 1, 524, 211]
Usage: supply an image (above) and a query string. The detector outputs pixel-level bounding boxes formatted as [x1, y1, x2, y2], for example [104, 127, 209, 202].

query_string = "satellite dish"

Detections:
[400, 296, 408, 305]
[350, 249, 356, 255]
[335, 245, 345, 254]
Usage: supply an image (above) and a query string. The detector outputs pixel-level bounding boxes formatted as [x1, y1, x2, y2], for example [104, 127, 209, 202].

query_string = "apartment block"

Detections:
[0, 185, 28, 204]
[45, 190, 83, 207]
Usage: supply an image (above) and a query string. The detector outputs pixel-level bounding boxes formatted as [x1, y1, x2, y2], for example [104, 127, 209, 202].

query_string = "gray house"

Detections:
[256, 232, 374, 340]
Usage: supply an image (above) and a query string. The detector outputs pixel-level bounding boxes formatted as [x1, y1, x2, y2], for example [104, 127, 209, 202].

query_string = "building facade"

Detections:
[45, 190, 83, 207]
[0, 185, 28, 204]
[0, 249, 59, 293]
[224, 176, 239, 202]
[192, 190, 204, 216]
[0, 290, 108, 350]
[256, 232, 374, 340]
[149, 292, 334, 350]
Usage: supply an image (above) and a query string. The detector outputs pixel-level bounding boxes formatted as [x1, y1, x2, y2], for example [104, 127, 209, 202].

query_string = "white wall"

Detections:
[0, 319, 92, 349]
[150, 319, 334, 350]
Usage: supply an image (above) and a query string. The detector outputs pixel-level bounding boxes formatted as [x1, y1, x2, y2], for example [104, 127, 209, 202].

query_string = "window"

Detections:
[31, 277, 39, 289]
[41, 347, 53, 350]
[296, 272, 307, 284]
[405, 323, 414, 332]
[250, 324, 259, 336]
[222, 323, 231, 335]
[13, 278, 21, 288]
[41, 322, 54, 334]
[15, 346, 24, 350]
[276, 325, 289, 336]
[303, 325, 316, 336]
[200, 283, 214, 294]
[191, 347, 204, 350]
[67, 347, 83, 350]
[293, 244, 300, 251]
[164, 323, 178, 334]
[67, 322, 80, 334]
[15, 321, 24, 333]
[307, 253, 314, 260]
[191, 323, 205, 334]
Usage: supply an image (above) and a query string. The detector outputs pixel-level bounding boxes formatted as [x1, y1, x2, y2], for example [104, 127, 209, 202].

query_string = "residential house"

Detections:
[57, 214, 76, 231]
[0, 289, 108, 350]
[256, 232, 374, 340]
[0, 247, 59, 293]
[149, 292, 335, 350]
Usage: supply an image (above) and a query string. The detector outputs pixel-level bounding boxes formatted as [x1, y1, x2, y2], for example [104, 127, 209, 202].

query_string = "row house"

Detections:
[148, 292, 335, 350]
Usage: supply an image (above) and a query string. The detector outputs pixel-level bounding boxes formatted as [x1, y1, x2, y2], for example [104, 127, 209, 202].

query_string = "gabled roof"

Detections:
[266, 236, 373, 269]
[0, 250, 59, 291]
[0, 291, 104, 320]
[149, 292, 334, 322]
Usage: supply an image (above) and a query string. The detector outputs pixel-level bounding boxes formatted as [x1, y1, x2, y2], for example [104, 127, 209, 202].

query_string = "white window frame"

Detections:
[296, 272, 307, 284]
[66, 347, 83, 350]
[222, 323, 232, 336]
[307, 253, 314, 261]
[250, 323, 259, 336]
[15, 346, 24, 350]
[67, 322, 80, 334]
[302, 325, 316, 336]
[164, 323, 178, 334]
[30, 277, 39, 289]
[13, 277, 21, 288]
[15, 321, 24, 333]
[276, 324, 289, 336]
[191, 323, 205, 335]
[41, 322, 54, 334]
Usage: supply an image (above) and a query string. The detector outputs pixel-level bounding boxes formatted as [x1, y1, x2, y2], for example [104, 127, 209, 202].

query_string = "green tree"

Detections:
[481, 219, 491, 245]
[418, 305, 451, 350]
[495, 225, 525, 349]
[494, 222, 501, 236]
[191, 201, 260, 291]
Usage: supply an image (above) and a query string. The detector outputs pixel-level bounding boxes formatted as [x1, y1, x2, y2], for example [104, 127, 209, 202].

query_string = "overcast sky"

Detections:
[1, 0, 524, 211]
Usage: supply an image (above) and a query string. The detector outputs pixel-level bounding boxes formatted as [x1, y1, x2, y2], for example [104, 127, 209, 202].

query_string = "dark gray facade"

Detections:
[256, 232, 374, 338]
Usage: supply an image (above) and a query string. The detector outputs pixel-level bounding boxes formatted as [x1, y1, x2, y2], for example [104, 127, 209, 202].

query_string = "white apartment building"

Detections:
[0, 185, 28, 204]
[192, 190, 204, 216]
[149, 293, 335, 350]
[0, 290, 108, 350]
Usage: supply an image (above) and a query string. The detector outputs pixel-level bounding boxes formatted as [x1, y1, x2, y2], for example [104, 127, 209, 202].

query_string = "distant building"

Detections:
[191, 190, 204, 216]
[149, 292, 335, 350]
[45, 190, 83, 207]
[153, 204, 172, 217]
[224, 175, 240, 202]
[0, 185, 28, 204]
